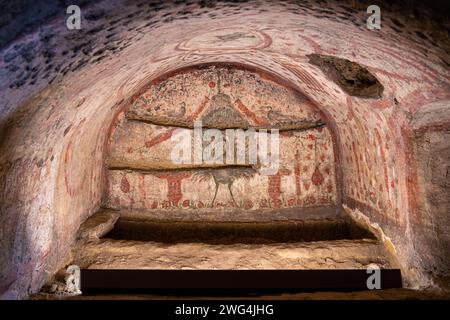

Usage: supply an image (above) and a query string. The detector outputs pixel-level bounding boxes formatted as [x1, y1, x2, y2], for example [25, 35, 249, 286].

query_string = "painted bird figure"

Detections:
[193, 167, 256, 207]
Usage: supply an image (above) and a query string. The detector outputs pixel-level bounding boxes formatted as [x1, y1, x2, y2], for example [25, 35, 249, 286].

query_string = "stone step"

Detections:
[72, 238, 392, 270]
[77, 208, 374, 244]
[71, 209, 394, 271]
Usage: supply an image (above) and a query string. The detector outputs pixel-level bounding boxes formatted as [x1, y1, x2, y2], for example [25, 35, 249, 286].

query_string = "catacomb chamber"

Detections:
[1, 0, 449, 299]
[55, 65, 397, 281]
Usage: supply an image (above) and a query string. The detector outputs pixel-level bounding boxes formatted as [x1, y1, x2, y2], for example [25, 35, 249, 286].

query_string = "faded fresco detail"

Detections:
[105, 66, 336, 211]
[124, 66, 323, 130]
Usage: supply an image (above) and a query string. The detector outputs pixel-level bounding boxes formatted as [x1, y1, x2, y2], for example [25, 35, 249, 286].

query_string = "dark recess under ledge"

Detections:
[103, 218, 376, 244]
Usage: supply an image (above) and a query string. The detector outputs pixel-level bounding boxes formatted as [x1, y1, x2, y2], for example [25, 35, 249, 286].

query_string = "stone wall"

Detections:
[408, 101, 450, 281]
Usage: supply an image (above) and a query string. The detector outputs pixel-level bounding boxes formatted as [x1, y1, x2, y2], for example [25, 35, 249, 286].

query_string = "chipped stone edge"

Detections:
[76, 210, 121, 241]
[342, 205, 405, 280]
[342, 204, 442, 291]
[343, 205, 397, 254]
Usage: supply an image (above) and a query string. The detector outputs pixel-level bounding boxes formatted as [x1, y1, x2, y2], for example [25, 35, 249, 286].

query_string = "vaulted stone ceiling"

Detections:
[0, 0, 449, 299]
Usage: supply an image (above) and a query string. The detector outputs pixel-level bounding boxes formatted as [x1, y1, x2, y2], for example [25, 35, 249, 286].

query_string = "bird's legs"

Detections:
[211, 181, 219, 207]
[227, 181, 238, 207]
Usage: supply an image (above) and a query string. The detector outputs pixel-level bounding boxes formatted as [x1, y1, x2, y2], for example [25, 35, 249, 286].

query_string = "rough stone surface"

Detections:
[409, 101, 450, 281]
[307, 54, 384, 98]
[76, 210, 120, 240]
[72, 238, 392, 270]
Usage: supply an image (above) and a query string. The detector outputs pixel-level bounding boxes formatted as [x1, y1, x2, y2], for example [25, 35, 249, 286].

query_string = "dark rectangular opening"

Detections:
[80, 269, 402, 295]
[103, 218, 375, 244]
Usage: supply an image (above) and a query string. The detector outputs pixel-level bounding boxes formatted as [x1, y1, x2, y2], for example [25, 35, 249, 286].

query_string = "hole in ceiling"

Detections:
[307, 53, 384, 98]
